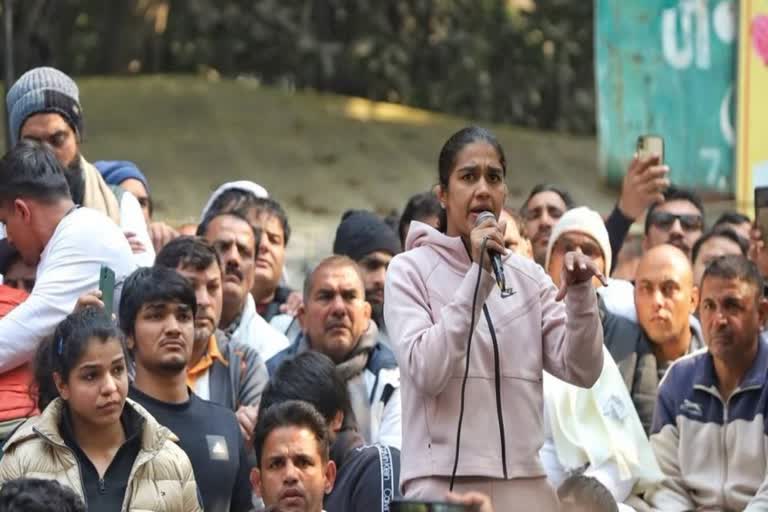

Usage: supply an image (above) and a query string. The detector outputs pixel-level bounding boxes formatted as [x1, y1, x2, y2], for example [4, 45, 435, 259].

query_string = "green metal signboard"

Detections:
[596, 0, 737, 193]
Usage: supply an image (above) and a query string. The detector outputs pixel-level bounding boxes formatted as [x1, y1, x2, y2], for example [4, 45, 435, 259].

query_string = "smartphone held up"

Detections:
[637, 134, 664, 164]
[99, 265, 116, 318]
[755, 187, 768, 246]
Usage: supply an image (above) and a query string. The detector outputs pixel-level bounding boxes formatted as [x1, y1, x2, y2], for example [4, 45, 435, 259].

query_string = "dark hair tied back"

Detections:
[32, 307, 124, 411]
[436, 126, 506, 233]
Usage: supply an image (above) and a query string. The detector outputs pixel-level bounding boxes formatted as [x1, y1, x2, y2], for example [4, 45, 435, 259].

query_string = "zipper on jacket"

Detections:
[33, 427, 89, 510]
[717, 385, 759, 512]
[696, 384, 762, 511]
[483, 306, 508, 479]
[721, 401, 728, 510]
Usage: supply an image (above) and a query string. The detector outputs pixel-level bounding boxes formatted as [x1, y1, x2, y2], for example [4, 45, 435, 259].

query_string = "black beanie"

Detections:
[333, 210, 402, 261]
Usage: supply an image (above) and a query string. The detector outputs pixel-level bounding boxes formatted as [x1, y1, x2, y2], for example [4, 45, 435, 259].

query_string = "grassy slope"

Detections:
[2, 75, 618, 274]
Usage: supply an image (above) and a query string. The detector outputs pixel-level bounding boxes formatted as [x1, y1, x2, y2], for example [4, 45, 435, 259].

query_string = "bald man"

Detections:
[635, 245, 703, 377]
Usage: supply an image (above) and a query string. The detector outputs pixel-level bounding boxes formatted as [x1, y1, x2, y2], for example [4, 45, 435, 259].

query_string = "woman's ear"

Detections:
[53, 372, 70, 401]
[436, 184, 447, 209]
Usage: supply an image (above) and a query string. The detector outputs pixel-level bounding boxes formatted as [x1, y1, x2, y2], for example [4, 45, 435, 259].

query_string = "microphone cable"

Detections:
[449, 237, 487, 491]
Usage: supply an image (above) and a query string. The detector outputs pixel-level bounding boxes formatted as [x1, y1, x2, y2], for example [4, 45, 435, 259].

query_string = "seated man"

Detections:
[261, 351, 401, 512]
[197, 209, 289, 361]
[712, 211, 752, 241]
[0, 140, 135, 373]
[120, 266, 254, 512]
[521, 184, 575, 266]
[333, 209, 402, 347]
[642, 186, 705, 261]
[631, 245, 704, 428]
[691, 226, 748, 286]
[646, 255, 768, 511]
[154, 236, 268, 436]
[251, 400, 336, 512]
[543, 207, 662, 505]
[267, 255, 402, 449]
[398, 191, 441, 246]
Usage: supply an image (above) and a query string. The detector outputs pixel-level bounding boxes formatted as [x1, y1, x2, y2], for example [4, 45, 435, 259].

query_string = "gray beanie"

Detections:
[6, 67, 82, 145]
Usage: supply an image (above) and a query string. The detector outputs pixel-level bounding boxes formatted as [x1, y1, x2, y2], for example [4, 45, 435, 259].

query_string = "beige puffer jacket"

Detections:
[0, 398, 202, 512]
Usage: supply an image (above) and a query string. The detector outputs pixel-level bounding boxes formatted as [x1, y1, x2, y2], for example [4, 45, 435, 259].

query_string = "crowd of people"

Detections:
[0, 65, 766, 512]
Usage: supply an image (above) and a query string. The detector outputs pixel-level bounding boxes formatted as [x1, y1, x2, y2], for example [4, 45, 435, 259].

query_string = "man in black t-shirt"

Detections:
[118, 266, 254, 512]
[260, 351, 401, 512]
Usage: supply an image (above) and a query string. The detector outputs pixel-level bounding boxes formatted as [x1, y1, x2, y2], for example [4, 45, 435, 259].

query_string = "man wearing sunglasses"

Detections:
[643, 187, 705, 261]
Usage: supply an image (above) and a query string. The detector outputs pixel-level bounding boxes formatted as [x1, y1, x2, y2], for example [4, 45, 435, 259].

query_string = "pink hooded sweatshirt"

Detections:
[384, 222, 604, 487]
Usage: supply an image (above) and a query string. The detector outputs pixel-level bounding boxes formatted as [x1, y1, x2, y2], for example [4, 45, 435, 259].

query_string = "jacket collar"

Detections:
[405, 221, 512, 274]
[186, 334, 229, 388]
[693, 335, 768, 390]
[297, 320, 379, 361]
[5, 397, 178, 455]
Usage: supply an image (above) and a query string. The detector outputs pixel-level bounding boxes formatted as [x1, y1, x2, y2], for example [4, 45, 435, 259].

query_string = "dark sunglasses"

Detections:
[648, 211, 703, 232]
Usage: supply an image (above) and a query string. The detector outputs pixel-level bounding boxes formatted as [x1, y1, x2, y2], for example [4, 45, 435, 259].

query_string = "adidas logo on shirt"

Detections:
[206, 435, 230, 461]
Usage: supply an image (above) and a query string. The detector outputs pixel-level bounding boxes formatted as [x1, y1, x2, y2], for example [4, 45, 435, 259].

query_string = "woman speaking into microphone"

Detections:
[384, 126, 605, 511]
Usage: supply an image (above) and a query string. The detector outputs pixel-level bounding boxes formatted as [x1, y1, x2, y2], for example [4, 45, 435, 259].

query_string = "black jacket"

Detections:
[325, 429, 400, 512]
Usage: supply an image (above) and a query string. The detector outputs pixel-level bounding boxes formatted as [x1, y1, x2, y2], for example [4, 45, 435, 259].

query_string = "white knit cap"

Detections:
[544, 206, 611, 275]
[199, 180, 269, 222]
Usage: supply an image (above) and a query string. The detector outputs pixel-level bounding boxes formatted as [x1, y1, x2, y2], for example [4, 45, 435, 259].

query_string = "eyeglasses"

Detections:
[648, 211, 703, 232]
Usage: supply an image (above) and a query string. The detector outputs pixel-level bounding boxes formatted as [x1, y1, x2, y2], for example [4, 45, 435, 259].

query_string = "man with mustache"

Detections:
[198, 210, 289, 361]
[267, 256, 402, 449]
[199, 183, 299, 322]
[332, 210, 401, 348]
[4, 67, 154, 266]
[252, 401, 336, 512]
[645, 255, 768, 510]
[260, 351, 401, 512]
[642, 186, 705, 261]
[522, 184, 575, 266]
[154, 236, 269, 441]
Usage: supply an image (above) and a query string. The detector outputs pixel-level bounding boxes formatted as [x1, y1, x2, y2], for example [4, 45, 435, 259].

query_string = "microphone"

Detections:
[475, 211, 512, 296]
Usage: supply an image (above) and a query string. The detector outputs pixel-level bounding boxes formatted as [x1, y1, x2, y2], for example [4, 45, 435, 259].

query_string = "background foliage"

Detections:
[1, 0, 595, 133]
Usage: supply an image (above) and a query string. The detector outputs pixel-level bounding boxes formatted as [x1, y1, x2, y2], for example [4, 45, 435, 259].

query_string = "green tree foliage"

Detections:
[2, 0, 595, 133]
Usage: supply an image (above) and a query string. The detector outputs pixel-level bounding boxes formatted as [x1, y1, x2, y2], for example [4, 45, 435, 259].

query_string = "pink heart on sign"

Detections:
[754, 15, 768, 65]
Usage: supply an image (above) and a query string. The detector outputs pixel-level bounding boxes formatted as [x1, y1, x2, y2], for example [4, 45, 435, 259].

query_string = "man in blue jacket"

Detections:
[647, 255, 768, 510]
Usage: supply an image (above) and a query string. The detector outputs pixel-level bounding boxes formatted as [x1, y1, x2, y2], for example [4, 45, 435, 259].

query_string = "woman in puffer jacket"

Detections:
[0, 308, 201, 512]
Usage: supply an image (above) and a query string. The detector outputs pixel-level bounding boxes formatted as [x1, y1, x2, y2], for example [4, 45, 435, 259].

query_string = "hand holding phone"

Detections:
[637, 134, 664, 163]
[99, 266, 116, 318]
[618, 135, 670, 220]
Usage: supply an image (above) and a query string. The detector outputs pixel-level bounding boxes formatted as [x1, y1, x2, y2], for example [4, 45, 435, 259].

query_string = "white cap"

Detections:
[199, 180, 269, 222]
[544, 206, 611, 274]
